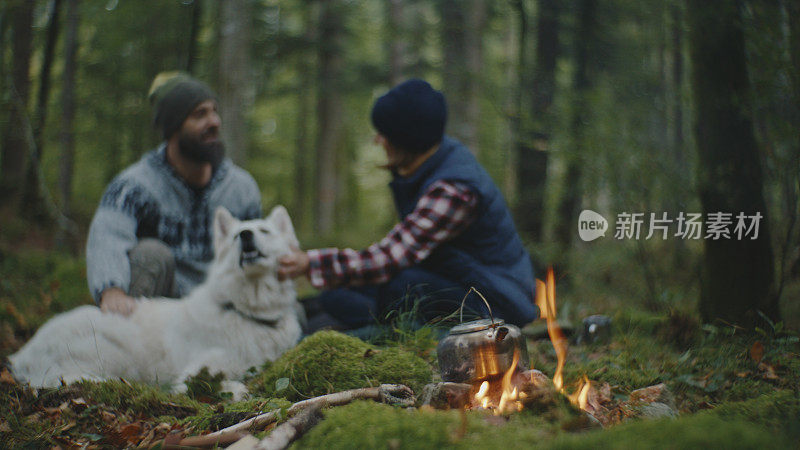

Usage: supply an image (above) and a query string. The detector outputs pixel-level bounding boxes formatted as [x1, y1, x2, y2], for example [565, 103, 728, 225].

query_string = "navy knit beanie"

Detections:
[370, 79, 447, 154]
[148, 72, 216, 140]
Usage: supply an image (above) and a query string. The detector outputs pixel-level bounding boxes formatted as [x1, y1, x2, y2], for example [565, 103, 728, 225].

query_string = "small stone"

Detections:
[419, 382, 472, 409]
[519, 369, 553, 389]
[634, 402, 678, 420]
[622, 384, 680, 421]
[630, 383, 677, 410]
[577, 315, 612, 344]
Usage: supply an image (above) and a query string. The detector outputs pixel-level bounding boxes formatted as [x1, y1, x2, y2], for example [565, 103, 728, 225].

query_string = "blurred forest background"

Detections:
[0, 0, 798, 343]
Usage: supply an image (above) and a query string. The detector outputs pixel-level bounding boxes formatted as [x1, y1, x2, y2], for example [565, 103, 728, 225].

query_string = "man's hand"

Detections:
[278, 250, 310, 281]
[99, 288, 136, 316]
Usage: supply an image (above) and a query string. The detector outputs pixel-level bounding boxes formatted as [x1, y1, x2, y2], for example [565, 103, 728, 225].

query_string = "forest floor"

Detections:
[1, 233, 799, 448]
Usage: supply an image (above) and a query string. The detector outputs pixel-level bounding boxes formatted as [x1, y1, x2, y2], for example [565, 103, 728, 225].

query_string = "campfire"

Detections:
[461, 267, 595, 416]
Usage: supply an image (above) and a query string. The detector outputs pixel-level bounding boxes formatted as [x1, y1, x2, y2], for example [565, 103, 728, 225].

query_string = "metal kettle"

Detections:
[436, 289, 529, 383]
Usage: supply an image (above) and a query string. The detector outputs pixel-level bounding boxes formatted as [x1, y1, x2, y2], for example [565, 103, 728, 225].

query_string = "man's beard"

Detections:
[178, 130, 225, 168]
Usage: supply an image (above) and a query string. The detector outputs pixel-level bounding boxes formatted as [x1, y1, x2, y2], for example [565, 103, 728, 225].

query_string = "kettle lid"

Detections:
[448, 318, 505, 335]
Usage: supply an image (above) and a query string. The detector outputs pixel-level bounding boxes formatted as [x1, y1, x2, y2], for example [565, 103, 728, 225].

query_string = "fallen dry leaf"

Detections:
[119, 422, 143, 441]
[750, 341, 765, 364]
[100, 410, 116, 423]
[0, 367, 17, 385]
[139, 422, 173, 448]
[60, 421, 76, 433]
[106, 421, 145, 448]
[70, 398, 88, 412]
[758, 362, 780, 380]
[44, 402, 71, 418]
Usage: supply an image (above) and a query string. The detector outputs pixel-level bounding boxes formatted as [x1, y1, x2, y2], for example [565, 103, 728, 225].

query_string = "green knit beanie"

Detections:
[148, 72, 217, 140]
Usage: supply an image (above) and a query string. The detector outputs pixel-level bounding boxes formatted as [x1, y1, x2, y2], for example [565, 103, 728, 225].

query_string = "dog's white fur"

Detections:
[9, 206, 302, 396]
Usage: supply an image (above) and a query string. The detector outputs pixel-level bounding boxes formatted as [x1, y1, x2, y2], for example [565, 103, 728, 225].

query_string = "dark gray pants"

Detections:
[128, 238, 178, 298]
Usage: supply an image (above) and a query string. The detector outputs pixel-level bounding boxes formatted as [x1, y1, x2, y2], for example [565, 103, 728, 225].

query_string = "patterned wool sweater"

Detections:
[86, 144, 262, 303]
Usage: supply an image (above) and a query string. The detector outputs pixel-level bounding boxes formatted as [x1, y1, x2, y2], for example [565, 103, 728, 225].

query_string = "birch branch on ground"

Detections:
[203, 384, 414, 439]
[253, 405, 323, 450]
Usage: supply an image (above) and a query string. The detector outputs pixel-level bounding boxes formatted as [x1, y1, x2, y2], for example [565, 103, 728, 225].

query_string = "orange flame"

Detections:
[535, 279, 548, 319]
[475, 381, 490, 409]
[468, 267, 586, 416]
[543, 267, 568, 391]
[497, 348, 522, 414]
[472, 348, 524, 414]
[568, 375, 591, 411]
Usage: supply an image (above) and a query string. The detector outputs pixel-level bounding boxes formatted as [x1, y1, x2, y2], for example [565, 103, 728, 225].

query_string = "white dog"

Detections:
[9, 206, 302, 397]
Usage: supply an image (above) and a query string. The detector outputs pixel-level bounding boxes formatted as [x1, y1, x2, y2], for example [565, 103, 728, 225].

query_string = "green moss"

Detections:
[294, 401, 470, 449]
[183, 367, 228, 402]
[76, 379, 203, 418]
[545, 413, 788, 449]
[295, 393, 798, 449]
[710, 390, 800, 435]
[248, 330, 433, 401]
[293, 397, 586, 449]
[180, 397, 292, 432]
[547, 392, 800, 449]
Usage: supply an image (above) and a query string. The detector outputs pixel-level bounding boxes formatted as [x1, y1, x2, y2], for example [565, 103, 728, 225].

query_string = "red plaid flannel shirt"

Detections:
[307, 180, 478, 289]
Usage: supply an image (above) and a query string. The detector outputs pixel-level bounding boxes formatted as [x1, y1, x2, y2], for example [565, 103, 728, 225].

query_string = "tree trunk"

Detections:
[463, 0, 486, 154]
[387, 0, 406, 86]
[219, 0, 252, 165]
[785, 0, 800, 281]
[186, 0, 202, 74]
[439, 0, 485, 154]
[32, 0, 62, 155]
[58, 0, 79, 217]
[314, 0, 345, 235]
[0, 5, 7, 96]
[666, 2, 689, 268]
[405, 2, 426, 77]
[23, 0, 62, 222]
[515, 0, 559, 242]
[554, 0, 595, 250]
[669, 2, 685, 169]
[0, 0, 34, 210]
[686, 0, 778, 325]
[439, 0, 470, 150]
[293, 6, 317, 233]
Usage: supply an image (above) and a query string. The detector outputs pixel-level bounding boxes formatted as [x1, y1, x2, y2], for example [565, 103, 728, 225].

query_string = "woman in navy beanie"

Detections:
[280, 79, 538, 332]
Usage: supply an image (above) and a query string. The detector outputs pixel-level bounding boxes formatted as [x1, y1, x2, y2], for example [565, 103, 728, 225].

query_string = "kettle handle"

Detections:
[459, 287, 496, 326]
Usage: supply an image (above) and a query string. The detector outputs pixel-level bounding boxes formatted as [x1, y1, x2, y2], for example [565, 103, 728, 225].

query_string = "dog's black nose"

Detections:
[239, 230, 255, 251]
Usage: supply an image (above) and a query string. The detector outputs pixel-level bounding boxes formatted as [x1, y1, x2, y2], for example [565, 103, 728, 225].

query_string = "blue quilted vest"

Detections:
[389, 136, 539, 325]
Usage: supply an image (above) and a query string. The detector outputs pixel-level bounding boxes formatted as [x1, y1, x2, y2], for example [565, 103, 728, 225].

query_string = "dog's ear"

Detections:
[213, 207, 237, 251]
[267, 205, 300, 250]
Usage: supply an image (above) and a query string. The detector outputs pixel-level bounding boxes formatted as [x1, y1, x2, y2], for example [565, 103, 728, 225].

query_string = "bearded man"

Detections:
[86, 73, 262, 316]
